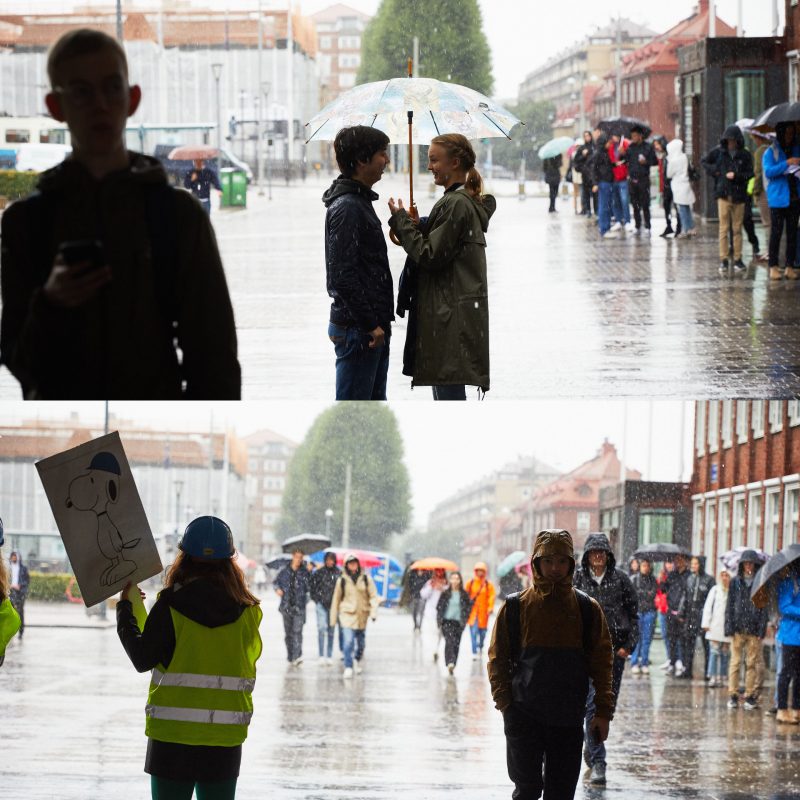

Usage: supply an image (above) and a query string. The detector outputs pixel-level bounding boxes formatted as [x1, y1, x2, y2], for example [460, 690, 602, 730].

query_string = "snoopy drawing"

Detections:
[65, 452, 141, 587]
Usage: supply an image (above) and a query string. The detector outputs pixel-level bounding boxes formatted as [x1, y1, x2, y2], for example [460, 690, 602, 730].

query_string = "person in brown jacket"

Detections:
[488, 529, 614, 800]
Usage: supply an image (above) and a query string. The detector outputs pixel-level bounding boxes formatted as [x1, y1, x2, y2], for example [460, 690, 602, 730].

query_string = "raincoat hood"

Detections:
[666, 138, 684, 157]
[9, 551, 23, 567]
[321, 175, 378, 207]
[531, 529, 576, 598]
[465, 190, 496, 233]
[168, 577, 248, 628]
[474, 561, 488, 573]
[36, 152, 168, 195]
[580, 532, 616, 572]
[737, 550, 762, 576]
[720, 124, 744, 150]
[344, 553, 362, 578]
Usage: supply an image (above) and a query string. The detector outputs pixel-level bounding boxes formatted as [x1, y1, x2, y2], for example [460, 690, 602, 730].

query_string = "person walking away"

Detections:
[323, 126, 394, 400]
[701, 124, 754, 277]
[0, 523, 22, 667]
[701, 567, 732, 688]
[309, 551, 341, 664]
[466, 562, 496, 660]
[725, 550, 769, 710]
[625, 125, 657, 236]
[681, 556, 715, 680]
[274, 549, 311, 666]
[654, 137, 681, 237]
[489, 529, 614, 800]
[8, 551, 29, 639]
[403, 567, 430, 632]
[572, 131, 596, 217]
[762, 122, 800, 281]
[436, 571, 474, 674]
[609, 134, 632, 231]
[630, 558, 657, 674]
[751, 129, 772, 259]
[666, 140, 697, 240]
[183, 158, 221, 215]
[389, 134, 495, 400]
[329, 554, 379, 678]
[543, 155, 562, 213]
[591, 132, 616, 239]
[116, 516, 262, 800]
[775, 561, 800, 725]
[500, 568, 524, 600]
[0, 29, 240, 400]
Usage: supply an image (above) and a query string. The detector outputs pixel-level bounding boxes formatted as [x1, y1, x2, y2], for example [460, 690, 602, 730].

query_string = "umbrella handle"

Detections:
[390, 110, 416, 248]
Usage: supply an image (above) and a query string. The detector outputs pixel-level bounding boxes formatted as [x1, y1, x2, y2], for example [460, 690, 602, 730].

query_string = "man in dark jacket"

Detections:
[574, 532, 638, 784]
[309, 552, 341, 663]
[681, 556, 715, 680]
[572, 131, 596, 216]
[663, 553, 689, 674]
[274, 549, 311, 665]
[8, 551, 30, 639]
[323, 125, 394, 401]
[591, 132, 616, 238]
[625, 125, 658, 236]
[543, 154, 562, 213]
[701, 124, 755, 276]
[725, 551, 768, 710]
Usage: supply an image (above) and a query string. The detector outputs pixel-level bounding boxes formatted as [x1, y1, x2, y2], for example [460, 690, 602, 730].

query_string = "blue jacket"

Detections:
[777, 576, 800, 646]
[274, 565, 311, 619]
[763, 142, 800, 209]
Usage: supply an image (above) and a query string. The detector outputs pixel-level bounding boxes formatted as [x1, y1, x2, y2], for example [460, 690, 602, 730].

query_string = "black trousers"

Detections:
[10, 589, 24, 635]
[742, 197, 759, 251]
[281, 608, 305, 662]
[768, 203, 800, 267]
[547, 181, 559, 211]
[505, 707, 584, 800]
[581, 181, 596, 215]
[778, 644, 800, 710]
[663, 184, 682, 234]
[629, 179, 651, 229]
[441, 619, 464, 666]
[682, 628, 710, 677]
[666, 614, 683, 665]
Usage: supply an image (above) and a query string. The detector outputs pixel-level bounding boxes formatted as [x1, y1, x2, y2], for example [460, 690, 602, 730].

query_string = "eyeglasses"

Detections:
[54, 77, 128, 108]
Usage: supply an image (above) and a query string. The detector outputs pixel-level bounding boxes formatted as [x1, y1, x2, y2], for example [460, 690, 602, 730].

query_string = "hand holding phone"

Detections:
[44, 239, 111, 308]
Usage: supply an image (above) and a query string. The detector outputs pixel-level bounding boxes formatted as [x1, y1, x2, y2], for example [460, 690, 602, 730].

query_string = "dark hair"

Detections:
[430, 133, 484, 200]
[47, 28, 129, 88]
[334, 126, 390, 178]
[165, 551, 260, 607]
[449, 570, 464, 590]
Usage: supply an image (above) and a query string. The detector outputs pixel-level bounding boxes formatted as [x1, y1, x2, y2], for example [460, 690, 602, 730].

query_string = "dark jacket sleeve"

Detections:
[116, 595, 176, 673]
[436, 590, 448, 626]
[701, 148, 720, 177]
[487, 601, 512, 711]
[19, 565, 30, 596]
[173, 192, 241, 399]
[619, 572, 639, 652]
[724, 581, 736, 638]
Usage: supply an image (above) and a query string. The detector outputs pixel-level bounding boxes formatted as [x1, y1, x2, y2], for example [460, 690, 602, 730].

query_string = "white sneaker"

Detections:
[631, 665, 641, 675]
[625, 222, 636, 232]
[293, 656, 303, 667]
[354, 662, 363, 674]
[675, 659, 684, 674]
[641, 666, 650, 675]
[659, 660, 671, 670]
[343, 667, 353, 679]
[447, 664, 455, 674]
[603, 230, 619, 239]
[610, 222, 622, 231]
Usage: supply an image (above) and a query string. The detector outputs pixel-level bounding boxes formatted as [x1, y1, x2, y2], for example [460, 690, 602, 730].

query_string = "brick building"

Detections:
[784, 0, 800, 99]
[312, 4, 370, 105]
[690, 400, 800, 571]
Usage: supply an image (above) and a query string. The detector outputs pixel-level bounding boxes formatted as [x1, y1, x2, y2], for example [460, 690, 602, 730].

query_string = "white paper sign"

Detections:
[35, 431, 162, 607]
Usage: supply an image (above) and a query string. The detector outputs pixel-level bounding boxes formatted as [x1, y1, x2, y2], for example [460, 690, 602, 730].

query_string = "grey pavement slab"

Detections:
[0, 177, 799, 400]
[2, 599, 797, 798]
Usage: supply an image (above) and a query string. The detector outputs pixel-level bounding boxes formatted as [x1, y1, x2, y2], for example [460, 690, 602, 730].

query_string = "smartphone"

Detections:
[58, 239, 105, 270]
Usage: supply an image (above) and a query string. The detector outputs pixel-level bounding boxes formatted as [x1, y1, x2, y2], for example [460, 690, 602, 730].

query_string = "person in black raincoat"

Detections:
[309, 552, 341, 663]
[663, 553, 689, 674]
[543, 155, 562, 213]
[572, 131, 597, 217]
[624, 125, 658, 235]
[573, 532, 638, 784]
[274, 549, 311, 665]
[680, 556, 715, 680]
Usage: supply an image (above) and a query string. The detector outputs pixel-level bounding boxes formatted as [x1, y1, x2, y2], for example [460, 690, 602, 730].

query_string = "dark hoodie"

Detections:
[0, 153, 240, 400]
[573, 533, 639, 652]
[700, 125, 754, 203]
[724, 552, 768, 638]
[322, 176, 394, 334]
[590, 135, 615, 184]
[309, 557, 342, 609]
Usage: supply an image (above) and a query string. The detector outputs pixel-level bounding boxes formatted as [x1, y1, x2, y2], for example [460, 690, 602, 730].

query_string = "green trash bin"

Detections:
[220, 167, 247, 208]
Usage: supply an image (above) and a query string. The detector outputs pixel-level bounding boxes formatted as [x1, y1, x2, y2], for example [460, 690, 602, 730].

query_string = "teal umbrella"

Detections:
[537, 137, 574, 160]
[498, 550, 528, 578]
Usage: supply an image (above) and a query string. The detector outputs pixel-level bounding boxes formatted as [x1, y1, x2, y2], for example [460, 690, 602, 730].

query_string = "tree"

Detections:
[358, 0, 493, 95]
[278, 404, 411, 550]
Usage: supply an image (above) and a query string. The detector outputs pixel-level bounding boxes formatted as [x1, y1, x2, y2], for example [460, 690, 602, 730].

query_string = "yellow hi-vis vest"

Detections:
[0, 597, 21, 657]
[145, 604, 263, 747]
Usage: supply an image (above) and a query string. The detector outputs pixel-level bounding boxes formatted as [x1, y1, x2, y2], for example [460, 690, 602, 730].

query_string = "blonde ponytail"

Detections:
[431, 133, 484, 202]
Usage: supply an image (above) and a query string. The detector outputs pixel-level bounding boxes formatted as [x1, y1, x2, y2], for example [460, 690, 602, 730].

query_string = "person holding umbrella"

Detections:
[629, 558, 657, 674]
[775, 560, 800, 724]
[183, 158, 222, 216]
[591, 131, 617, 239]
[389, 134, 495, 400]
[543, 154, 562, 213]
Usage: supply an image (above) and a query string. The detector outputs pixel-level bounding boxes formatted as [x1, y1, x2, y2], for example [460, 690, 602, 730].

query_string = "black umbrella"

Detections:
[281, 532, 331, 555]
[751, 102, 800, 133]
[751, 543, 800, 609]
[632, 542, 690, 562]
[598, 116, 651, 139]
[266, 555, 292, 570]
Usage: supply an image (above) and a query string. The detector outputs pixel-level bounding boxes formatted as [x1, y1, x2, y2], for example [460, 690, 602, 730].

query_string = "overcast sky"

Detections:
[8, 1, 783, 99]
[0, 400, 695, 526]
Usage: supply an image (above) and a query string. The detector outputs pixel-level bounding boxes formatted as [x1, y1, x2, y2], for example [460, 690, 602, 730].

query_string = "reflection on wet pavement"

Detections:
[4, 602, 798, 798]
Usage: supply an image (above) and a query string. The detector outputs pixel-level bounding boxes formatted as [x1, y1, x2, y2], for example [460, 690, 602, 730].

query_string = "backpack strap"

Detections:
[574, 588, 594, 656]
[505, 592, 521, 675]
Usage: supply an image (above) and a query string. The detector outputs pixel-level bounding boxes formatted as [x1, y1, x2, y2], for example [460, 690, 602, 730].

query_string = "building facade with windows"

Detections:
[690, 400, 800, 571]
[312, 4, 370, 105]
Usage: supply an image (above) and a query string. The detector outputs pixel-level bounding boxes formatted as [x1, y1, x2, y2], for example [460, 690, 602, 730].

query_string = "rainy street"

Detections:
[3, 599, 798, 800]
[1, 175, 800, 402]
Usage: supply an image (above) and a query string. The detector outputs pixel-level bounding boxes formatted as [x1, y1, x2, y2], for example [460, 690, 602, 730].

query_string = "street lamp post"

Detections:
[261, 82, 272, 200]
[211, 63, 223, 151]
[239, 90, 247, 162]
[325, 508, 333, 538]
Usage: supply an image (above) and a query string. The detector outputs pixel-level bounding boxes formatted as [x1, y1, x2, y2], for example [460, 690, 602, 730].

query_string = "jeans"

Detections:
[9, 589, 24, 635]
[707, 640, 730, 680]
[341, 626, 366, 669]
[631, 610, 655, 667]
[504, 707, 584, 800]
[328, 322, 390, 401]
[663, 184, 682, 234]
[412, 597, 426, 630]
[281, 608, 305, 662]
[629, 178, 651, 229]
[677, 204, 694, 233]
[199, 198, 211, 216]
[584, 655, 626, 766]
[597, 182, 613, 235]
[432, 384, 466, 401]
[469, 622, 488, 654]
[612, 180, 630, 224]
[768, 203, 800, 267]
[441, 619, 465, 666]
[315, 603, 335, 658]
[777, 643, 800, 710]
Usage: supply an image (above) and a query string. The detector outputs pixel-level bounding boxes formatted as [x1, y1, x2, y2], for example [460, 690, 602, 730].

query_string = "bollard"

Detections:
[518, 182, 526, 201]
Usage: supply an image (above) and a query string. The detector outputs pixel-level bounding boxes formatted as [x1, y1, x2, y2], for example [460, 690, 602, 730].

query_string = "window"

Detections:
[577, 511, 591, 532]
[338, 35, 360, 50]
[636, 80, 642, 103]
[40, 129, 66, 144]
[707, 401, 719, 453]
[785, 486, 799, 549]
[339, 53, 361, 69]
[5, 129, 30, 143]
[339, 73, 356, 88]
[736, 400, 749, 443]
[695, 401, 706, 456]
[721, 400, 733, 448]
[644, 77, 650, 102]
[769, 400, 783, 433]
[765, 489, 781, 554]
[320, 36, 331, 50]
[747, 492, 762, 549]
[790, 400, 800, 427]
[718, 497, 730, 552]
[692, 501, 703, 556]
[638, 510, 674, 546]
[732, 495, 745, 548]
[622, 83, 628, 104]
[705, 500, 717, 566]
[752, 400, 765, 438]
[724, 70, 765, 125]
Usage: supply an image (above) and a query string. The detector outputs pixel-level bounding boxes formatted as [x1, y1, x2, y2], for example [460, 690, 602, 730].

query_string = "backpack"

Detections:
[506, 588, 595, 675]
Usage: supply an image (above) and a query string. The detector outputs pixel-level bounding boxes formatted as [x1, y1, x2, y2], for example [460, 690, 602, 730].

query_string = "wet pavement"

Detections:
[1, 177, 799, 400]
[3, 599, 799, 799]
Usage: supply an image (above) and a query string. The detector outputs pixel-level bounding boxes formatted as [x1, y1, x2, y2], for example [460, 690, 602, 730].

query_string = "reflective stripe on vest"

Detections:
[151, 668, 256, 693]
[146, 704, 253, 725]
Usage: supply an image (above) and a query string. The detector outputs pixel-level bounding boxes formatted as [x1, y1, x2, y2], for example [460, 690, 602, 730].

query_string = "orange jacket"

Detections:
[466, 577, 496, 628]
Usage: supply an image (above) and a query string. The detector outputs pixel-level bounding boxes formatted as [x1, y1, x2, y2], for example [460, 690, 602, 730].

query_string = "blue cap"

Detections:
[179, 516, 234, 560]
[88, 452, 121, 475]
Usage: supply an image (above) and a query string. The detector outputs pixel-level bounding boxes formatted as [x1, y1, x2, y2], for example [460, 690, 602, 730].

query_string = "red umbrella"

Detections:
[167, 145, 219, 161]
[313, 547, 385, 569]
